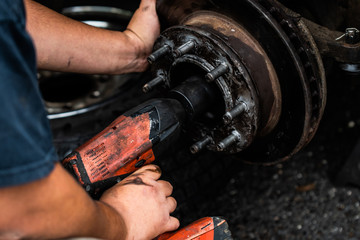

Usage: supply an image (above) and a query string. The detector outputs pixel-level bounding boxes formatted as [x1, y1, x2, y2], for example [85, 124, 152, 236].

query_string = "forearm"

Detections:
[0, 163, 127, 240]
[24, 0, 146, 74]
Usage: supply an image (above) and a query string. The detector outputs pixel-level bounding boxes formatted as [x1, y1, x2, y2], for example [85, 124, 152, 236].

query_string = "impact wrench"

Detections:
[62, 76, 232, 239]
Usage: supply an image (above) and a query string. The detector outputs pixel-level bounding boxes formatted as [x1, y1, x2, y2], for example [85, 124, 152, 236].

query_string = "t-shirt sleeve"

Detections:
[0, 0, 58, 187]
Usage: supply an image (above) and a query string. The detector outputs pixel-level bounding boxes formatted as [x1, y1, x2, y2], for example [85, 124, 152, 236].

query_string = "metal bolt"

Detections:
[345, 28, 360, 44]
[336, 28, 360, 44]
[190, 136, 212, 154]
[147, 45, 170, 64]
[217, 130, 241, 151]
[174, 40, 196, 57]
[142, 75, 165, 93]
[206, 63, 229, 82]
[223, 102, 246, 125]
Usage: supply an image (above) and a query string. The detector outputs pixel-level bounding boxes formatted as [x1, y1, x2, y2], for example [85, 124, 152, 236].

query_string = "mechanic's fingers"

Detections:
[167, 196, 177, 213]
[166, 216, 180, 232]
[132, 164, 162, 180]
[157, 180, 173, 197]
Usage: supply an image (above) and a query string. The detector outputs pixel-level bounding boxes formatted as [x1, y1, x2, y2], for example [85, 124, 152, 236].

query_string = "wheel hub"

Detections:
[146, 0, 326, 164]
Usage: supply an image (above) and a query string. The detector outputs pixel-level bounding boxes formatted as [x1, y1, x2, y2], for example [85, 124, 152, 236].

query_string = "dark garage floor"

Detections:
[194, 62, 360, 239]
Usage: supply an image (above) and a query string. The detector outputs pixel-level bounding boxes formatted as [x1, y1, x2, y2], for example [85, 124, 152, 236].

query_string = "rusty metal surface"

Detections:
[277, 0, 360, 64]
[152, 0, 327, 164]
[304, 19, 360, 64]
[260, 0, 327, 160]
[182, 11, 282, 137]
[149, 24, 260, 153]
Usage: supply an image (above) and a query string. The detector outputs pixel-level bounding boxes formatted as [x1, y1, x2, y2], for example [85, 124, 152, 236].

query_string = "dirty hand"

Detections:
[125, 0, 160, 71]
[100, 165, 179, 240]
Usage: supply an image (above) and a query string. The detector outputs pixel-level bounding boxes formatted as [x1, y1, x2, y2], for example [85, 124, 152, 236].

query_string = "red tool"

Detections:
[61, 77, 233, 239]
[154, 217, 232, 240]
[62, 77, 217, 196]
[62, 98, 186, 196]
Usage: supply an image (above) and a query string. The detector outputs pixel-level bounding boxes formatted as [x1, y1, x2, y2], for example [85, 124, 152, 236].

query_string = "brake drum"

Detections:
[146, 0, 326, 164]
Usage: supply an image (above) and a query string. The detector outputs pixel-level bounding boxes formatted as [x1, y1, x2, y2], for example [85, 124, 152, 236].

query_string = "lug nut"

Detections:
[217, 131, 241, 151]
[190, 136, 212, 154]
[148, 45, 170, 64]
[206, 63, 229, 82]
[142, 75, 165, 93]
[223, 102, 246, 125]
[174, 40, 196, 57]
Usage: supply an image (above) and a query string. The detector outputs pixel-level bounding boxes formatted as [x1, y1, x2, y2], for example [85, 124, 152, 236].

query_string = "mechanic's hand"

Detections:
[125, 0, 160, 71]
[100, 165, 179, 240]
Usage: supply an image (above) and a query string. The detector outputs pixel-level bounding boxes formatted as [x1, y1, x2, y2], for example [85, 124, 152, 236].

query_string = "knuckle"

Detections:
[169, 183, 173, 192]
[171, 197, 177, 206]
[164, 180, 173, 189]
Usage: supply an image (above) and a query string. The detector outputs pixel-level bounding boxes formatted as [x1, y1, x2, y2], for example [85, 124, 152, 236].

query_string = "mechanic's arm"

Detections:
[0, 163, 179, 240]
[24, 0, 160, 74]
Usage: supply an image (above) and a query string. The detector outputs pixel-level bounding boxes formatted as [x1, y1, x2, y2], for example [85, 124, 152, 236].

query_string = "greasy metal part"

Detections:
[205, 63, 229, 82]
[152, 24, 259, 152]
[217, 131, 241, 151]
[153, 0, 326, 163]
[303, 19, 360, 64]
[173, 40, 196, 57]
[240, 0, 326, 163]
[345, 28, 360, 44]
[223, 102, 246, 125]
[182, 11, 282, 137]
[169, 76, 220, 120]
[148, 45, 171, 64]
[190, 136, 212, 154]
[143, 75, 165, 93]
[336, 28, 360, 44]
[152, 10, 283, 153]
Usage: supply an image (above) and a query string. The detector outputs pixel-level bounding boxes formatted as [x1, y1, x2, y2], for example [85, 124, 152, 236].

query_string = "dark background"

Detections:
[193, 62, 360, 239]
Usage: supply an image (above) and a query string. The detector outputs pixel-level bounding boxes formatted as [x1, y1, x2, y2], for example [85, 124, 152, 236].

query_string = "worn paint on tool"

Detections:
[155, 217, 215, 240]
[63, 113, 155, 184]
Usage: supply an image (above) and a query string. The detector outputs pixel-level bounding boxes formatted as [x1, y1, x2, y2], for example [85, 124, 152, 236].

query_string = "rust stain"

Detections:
[183, 11, 282, 135]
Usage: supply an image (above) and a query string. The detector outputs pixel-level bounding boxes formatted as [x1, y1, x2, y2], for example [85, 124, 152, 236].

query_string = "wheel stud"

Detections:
[190, 136, 212, 154]
[174, 40, 196, 57]
[148, 45, 171, 64]
[217, 131, 241, 151]
[223, 102, 246, 125]
[206, 63, 229, 82]
[142, 75, 165, 93]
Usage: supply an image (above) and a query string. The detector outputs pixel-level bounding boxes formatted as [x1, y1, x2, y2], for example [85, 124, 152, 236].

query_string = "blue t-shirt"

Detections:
[0, 0, 58, 187]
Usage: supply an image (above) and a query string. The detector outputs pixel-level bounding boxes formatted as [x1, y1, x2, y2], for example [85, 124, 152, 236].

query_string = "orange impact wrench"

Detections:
[61, 77, 233, 239]
[62, 77, 216, 196]
[62, 97, 185, 196]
